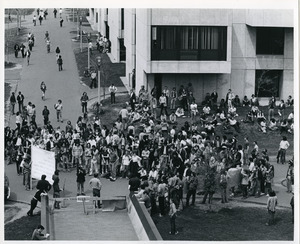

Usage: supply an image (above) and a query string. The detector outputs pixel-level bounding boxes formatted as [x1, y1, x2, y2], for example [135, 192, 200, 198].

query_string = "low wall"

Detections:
[127, 192, 162, 241]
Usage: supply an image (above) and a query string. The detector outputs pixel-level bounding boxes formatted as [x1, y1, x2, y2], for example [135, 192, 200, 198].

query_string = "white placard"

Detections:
[31, 146, 56, 185]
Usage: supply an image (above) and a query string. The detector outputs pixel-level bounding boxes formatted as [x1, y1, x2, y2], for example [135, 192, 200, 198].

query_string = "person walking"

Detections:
[27, 175, 51, 216]
[52, 170, 61, 209]
[266, 191, 278, 226]
[32, 15, 37, 26]
[109, 84, 117, 104]
[53, 8, 57, 18]
[169, 198, 178, 235]
[17, 91, 24, 113]
[54, 100, 63, 122]
[57, 55, 63, 71]
[55, 47, 61, 60]
[10, 92, 16, 115]
[40, 81, 47, 100]
[38, 15, 43, 25]
[31, 225, 50, 240]
[80, 92, 89, 114]
[89, 173, 102, 208]
[109, 146, 119, 181]
[59, 17, 64, 27]
[76, 166, 86, 196]
[26, 49, 31, 65]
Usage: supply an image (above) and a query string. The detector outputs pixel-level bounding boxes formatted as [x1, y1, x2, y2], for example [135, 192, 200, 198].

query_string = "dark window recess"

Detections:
[256, 27, 284, 55]
[121, 8, 124, 30]
[255, 70, 282, 97]
[151, 26, 227, 61]
[119, 38, 126, 61]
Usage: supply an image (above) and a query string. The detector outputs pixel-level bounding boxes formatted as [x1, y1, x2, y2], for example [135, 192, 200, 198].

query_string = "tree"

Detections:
[255, 70, 279, 97]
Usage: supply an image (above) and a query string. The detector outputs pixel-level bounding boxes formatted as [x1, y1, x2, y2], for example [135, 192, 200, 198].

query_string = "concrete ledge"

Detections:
[127, 193, 162, 241]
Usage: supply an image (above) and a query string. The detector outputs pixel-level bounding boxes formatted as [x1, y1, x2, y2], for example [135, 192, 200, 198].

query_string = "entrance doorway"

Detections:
[154, 74, 162, 100]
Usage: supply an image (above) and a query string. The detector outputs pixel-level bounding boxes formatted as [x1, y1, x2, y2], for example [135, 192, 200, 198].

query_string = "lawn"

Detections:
[5, 214, 40, 240]
[153, 205, 294, 241]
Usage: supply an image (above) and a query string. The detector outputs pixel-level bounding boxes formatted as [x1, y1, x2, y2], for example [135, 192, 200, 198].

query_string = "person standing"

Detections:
[109, 146, 119, 181]
[109, 84, 117, 104]
[76, 166, 86, 196]
[10, 92, 16, 115]
[129, 89, 137, 111]
[266, 191, 278, 226]
[119, 105, 129, 131]
[57, 55, 63, 71]
[186, 172, 198, 206]
[27, 175, 51, 216]
[89, 173, 102, 208]
[31, 225, 50, 240]
[80, 92, 89, 114]
[170, 87, 177, 110]
[14, 43, 20, 58]
[40, 81, 47, 100]
[159, 93, 168, 116]
[268, 96, 276, 121]
[277, 136, 290, 164]
[52, 170, 61, 209]
[17, 91, 24, 113]
[157, 179, 167, 217]
[53, 8, 57, 18]
[286, 160, 294, 193]
[42, 106, 50, 126]
[54, 100, 63, 122]
[169, 198, 178, 235]
[20, 43, 26, 58]
[22, 157, 31, 191]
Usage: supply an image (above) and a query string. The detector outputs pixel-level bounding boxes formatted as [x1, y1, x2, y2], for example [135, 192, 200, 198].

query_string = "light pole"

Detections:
[88, 35, 91, 70]
[77, 10, 79, 37]
[96, 56, 101, 106]
[80, 16, 83, 52]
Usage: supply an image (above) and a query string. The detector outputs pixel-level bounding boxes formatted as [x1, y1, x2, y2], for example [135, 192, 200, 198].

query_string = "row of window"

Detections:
[151, 26, 227, 61]
[150, 26, 285, 61]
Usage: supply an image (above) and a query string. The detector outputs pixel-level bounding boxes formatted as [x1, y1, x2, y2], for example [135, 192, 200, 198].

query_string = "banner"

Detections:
[31, 146, 56, 184]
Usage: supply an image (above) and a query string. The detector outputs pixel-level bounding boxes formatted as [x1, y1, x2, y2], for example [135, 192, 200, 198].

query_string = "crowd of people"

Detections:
[5, 79, 294, 232]
[5, 8, 294, 234]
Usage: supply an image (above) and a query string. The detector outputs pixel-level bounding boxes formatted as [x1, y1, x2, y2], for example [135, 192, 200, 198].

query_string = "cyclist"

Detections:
[40, 81, 47, 100]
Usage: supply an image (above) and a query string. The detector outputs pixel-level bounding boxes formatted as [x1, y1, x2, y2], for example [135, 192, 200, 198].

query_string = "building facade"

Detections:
[89, 8, 294, 103]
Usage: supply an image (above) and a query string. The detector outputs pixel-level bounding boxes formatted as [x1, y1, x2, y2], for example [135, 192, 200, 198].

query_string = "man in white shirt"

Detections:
[54, 100, 63, 122]
[109, 84, 117, 104]
[119, 105, 129, 131]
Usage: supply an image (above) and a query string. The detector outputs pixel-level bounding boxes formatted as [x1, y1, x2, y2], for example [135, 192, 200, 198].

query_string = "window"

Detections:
[121, 8, 124, 30]
[256, 28, 284, 55]
[255, 70, 282, 97]
[151, 26, 227, 61]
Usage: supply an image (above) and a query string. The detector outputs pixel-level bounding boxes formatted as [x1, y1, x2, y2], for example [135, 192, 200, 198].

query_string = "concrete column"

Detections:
[41, 194, 50, 235]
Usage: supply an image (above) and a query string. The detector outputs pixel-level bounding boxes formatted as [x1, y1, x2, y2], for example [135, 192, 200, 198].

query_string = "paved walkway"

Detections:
[52, 204, 138, 240]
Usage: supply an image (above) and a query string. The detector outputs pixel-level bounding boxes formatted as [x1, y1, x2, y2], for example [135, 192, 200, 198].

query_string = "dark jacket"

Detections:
[76, 168, 86, 183]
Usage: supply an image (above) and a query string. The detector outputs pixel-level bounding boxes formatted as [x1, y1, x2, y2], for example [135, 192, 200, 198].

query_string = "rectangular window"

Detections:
[151, 26, 227, 61]
[121, 8, 124, 30]
[255, 70, 282, 97]
[256, 27, 284, 55]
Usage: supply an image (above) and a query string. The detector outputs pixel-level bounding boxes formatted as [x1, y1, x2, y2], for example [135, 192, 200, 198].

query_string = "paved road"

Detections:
[5, 8, 130, 204]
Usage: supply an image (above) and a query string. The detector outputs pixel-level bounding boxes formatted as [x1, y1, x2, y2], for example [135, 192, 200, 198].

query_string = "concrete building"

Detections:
[88, 8, 294, 104]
